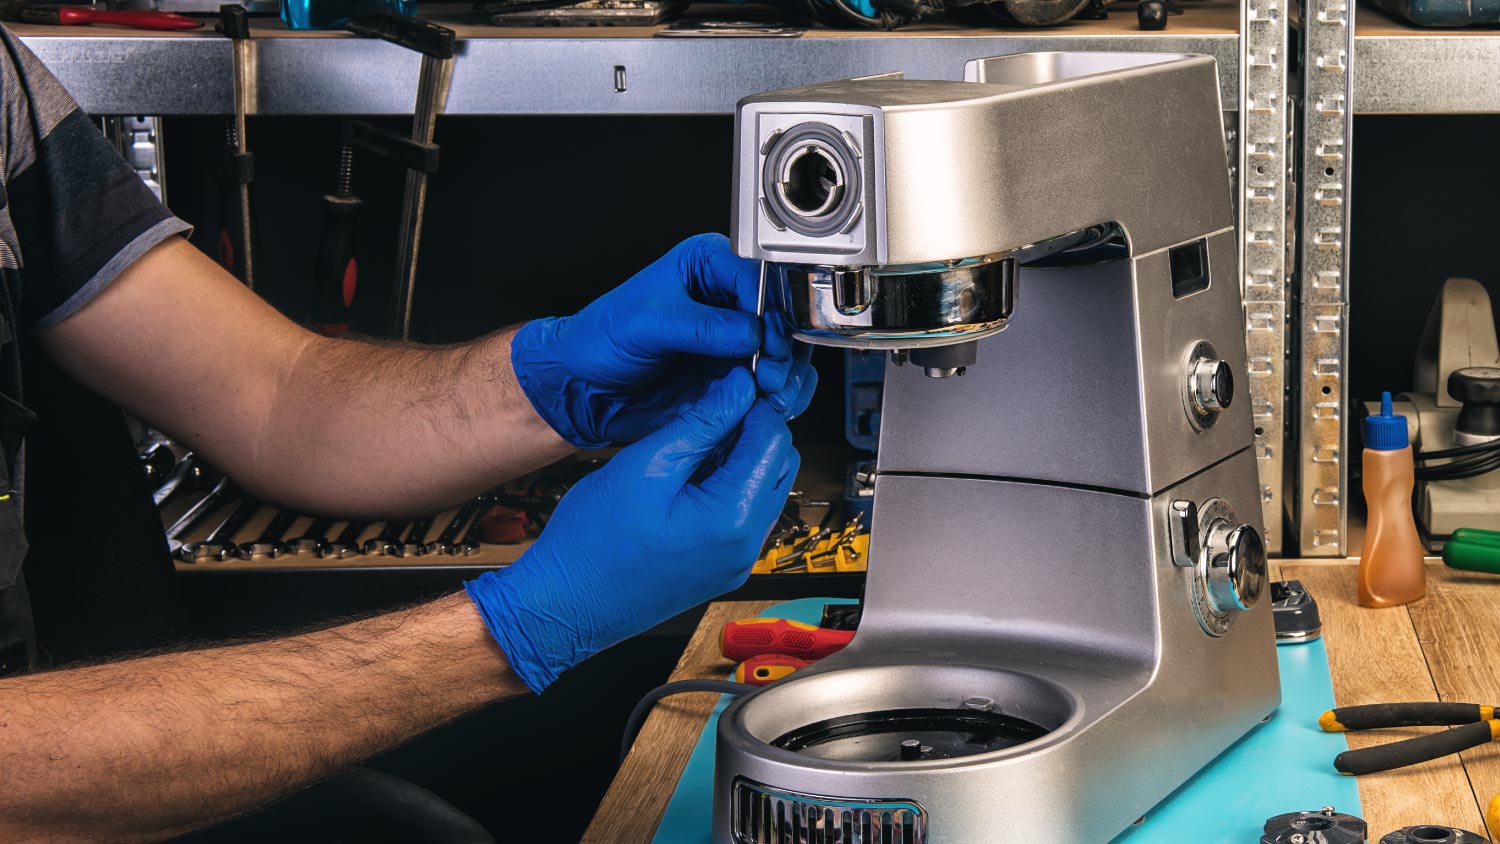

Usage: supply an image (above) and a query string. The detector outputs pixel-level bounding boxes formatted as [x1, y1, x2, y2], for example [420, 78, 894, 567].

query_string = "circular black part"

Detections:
[762, 123, 863, 238]
[1261, 809, 1367, 844]
[1137, 0, 1168, 28]
[1449, 366, 1500, 439]
[771, 707, 1050, 762]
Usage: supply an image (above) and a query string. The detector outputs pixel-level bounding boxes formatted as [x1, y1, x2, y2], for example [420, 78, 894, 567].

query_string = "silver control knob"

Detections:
[1190, 358, 1234, 413]
[1203, 520, 1267, 614]
[1182, 341, 1232, 431]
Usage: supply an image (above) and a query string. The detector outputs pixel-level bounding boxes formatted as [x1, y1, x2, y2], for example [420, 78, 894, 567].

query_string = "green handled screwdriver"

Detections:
[1443, 527, 1500, 575]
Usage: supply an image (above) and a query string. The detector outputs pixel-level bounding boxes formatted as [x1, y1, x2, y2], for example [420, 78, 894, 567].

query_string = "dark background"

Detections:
[1348, 115, 1500, 410]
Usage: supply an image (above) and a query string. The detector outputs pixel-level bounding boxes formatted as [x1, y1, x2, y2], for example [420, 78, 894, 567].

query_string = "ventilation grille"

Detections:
[731, 777, 926, 844]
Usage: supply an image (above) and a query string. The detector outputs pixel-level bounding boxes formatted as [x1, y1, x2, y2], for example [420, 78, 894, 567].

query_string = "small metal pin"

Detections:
[899, 739, 922, 760]
[751, 260, 767, 380]
[612, 65, 627, 93]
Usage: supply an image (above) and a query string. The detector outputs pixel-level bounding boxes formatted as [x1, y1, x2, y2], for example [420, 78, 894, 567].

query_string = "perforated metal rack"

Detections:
[1240, 0, 1293, 553]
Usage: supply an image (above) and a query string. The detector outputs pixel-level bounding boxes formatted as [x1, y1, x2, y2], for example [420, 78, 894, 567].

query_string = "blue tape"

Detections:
[652, 598, 1359, 843]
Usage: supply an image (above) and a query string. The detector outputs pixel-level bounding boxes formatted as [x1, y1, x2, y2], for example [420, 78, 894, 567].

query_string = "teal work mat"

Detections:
[652, 597, 1359, 844]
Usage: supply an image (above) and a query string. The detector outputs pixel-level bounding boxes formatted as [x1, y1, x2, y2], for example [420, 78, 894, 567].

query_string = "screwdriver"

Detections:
[311, 139, 362, 336]
[721, 618, 855, 663]
[1442, 527, 1500, 575]
[734, 654, 811, 687]
[0, 2, 201, 29]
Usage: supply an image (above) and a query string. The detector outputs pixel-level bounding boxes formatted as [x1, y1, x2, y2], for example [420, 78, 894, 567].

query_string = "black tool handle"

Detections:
[312, 193, 362, 336]
[1321, 703, 1497, 731]
[345, 12, 455, 59]
[1334, 720, 1500, 776]
[217, 4, 248, 39]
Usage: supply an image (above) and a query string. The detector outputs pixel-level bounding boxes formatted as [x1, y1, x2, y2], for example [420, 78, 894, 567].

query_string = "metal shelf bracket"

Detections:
[1296, 0, 1354, 555]
[1240, 0, 1293, 553]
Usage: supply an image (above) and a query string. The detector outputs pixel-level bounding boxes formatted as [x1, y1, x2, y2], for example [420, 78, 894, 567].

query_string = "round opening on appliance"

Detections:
[761, 122, 863, 238]
[770, 707, 1050, 762]
[1408, 827, 1454, 843]
[781, 145, 842, 217]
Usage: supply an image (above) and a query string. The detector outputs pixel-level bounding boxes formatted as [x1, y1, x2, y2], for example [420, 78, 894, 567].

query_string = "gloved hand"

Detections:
[466, 367, 799, 693]
[510, 233, 816, 449]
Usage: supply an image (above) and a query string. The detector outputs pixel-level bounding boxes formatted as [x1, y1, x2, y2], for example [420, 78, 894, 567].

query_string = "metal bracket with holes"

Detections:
[1239, 0, 1294, 554]
[1296, 0, 1355, 556]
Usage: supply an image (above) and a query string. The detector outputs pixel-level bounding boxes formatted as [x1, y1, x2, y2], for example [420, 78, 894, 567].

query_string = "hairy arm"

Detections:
[0, 593, 525, 844]
[38, 236, 574, 516]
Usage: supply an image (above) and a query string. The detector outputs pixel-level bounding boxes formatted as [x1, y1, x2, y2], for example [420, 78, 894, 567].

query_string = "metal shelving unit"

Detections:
[16, 7, 1244, 115]
[1290, 5, 1500, 556]
[18, 0, 1301, 553]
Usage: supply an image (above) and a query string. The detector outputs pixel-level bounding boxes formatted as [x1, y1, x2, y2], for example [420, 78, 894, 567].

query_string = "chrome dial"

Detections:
[1170, 496, 1266, 636]
[1182, 340, 1233, 431]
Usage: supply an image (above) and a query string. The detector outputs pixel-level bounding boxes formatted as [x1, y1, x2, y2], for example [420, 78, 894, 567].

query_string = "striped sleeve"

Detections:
[0, 25, 190, 333]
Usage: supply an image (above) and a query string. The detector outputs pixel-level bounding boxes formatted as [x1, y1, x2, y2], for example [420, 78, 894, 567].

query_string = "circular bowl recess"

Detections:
[731, 663, 1077, 766]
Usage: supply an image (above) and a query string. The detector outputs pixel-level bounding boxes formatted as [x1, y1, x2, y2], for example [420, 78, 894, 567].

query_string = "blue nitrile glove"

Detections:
[466, 367, 799, 693]
[510, 233, 815, 449]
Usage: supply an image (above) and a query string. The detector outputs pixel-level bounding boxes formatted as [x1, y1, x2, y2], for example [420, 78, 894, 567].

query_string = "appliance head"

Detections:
[731, 51, 1232, 377]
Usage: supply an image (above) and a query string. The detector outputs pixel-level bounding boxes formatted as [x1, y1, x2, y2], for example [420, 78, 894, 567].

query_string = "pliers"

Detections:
[1318, 702, 1500, 775]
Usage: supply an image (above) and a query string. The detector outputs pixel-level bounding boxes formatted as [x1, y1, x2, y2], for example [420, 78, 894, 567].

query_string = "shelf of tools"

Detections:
[15, 0, 1306, 557]
[1291, 5, 1500, 557]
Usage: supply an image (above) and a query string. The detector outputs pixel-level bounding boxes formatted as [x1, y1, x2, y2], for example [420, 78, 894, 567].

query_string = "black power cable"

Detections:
[324, 767, 496, 844]
[620, 679, 753, 765]
[1413, 437, 1500, 482]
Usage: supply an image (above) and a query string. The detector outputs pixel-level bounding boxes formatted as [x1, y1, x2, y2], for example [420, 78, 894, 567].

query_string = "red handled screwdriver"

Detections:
[721, 618, 855, 663]
[311, 142, 362, 336]
[0, 2, 201, 29]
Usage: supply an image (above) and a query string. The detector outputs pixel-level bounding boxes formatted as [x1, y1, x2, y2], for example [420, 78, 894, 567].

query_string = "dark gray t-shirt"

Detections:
[0, 26, 190, 672]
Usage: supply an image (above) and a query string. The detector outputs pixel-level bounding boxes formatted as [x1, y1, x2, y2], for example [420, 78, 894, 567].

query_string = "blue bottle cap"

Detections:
[1363, 391, 1409, 451]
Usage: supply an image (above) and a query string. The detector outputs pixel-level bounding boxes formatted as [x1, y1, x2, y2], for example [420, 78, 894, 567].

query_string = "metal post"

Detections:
[389, 51, 454, 341]
[1240, 0, 1294, 553]
[1296, 0, 1355, 555]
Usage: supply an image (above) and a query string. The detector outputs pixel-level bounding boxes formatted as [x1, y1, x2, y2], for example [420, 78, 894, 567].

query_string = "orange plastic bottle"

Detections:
[1357, 392, 1427, 608]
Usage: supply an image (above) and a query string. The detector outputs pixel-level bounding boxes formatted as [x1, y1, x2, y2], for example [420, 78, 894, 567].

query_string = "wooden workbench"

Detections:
[583, 561, 1500, 842]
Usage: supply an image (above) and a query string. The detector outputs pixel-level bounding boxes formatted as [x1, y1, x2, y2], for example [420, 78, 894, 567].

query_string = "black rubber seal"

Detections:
[762, 122, 863, 238]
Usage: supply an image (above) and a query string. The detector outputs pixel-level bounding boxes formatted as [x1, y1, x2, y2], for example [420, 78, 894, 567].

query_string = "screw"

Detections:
[1320, 806, 1336, 815]
[962, 697, 995, 712]
[899, 739, 922, 761]
[1290, 835, 1306, 844]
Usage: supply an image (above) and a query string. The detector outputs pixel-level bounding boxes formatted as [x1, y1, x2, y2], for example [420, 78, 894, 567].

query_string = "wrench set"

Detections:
[165, 486, 495, 563]
[142, 437, 603, 566]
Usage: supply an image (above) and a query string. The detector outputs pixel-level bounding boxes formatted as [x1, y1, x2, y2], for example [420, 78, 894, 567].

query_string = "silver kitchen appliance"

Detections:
[716, 52, 1280, 844]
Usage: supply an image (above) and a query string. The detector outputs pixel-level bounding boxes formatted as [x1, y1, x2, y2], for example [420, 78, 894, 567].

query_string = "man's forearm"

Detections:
[40, 237, 573, 517]
[0, 593, 525, 844]
[254, 326, 573, 516]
